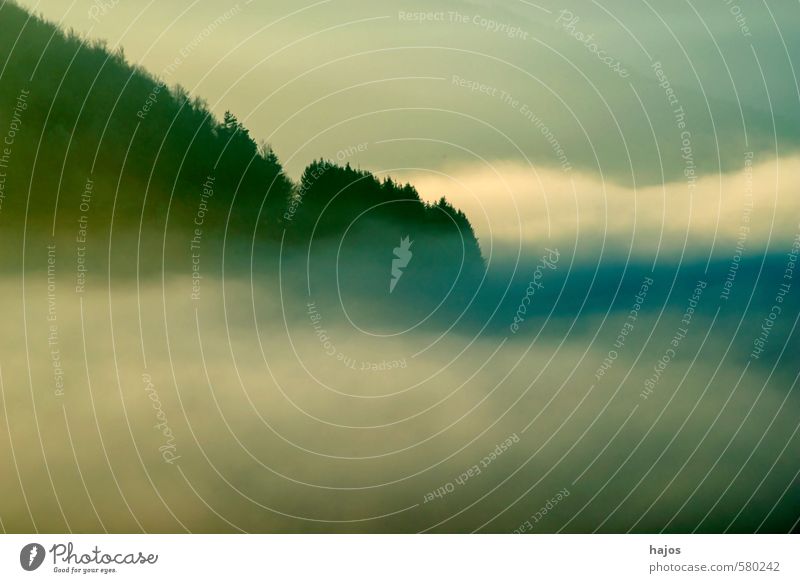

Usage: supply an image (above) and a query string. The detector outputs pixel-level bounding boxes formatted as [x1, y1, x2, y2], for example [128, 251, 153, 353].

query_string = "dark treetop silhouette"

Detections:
[0, 2, 484, 313]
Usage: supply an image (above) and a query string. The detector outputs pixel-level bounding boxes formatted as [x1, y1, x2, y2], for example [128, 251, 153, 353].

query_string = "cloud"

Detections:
[395, 154, 800, 260]
[13, 0, 800, 183]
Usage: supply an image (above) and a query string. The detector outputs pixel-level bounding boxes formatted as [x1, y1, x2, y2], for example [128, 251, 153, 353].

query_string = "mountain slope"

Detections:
[0, 1, 484, 310]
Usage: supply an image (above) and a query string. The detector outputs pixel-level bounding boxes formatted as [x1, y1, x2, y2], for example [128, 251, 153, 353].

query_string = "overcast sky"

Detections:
[10, 0, 800, 256]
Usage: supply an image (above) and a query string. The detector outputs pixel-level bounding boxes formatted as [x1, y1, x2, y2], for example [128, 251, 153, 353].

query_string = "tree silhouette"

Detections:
[0, 1, 483, 301]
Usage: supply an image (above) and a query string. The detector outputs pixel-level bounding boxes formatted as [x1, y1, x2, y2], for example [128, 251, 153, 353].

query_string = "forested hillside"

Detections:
[0, 1, 484, 294]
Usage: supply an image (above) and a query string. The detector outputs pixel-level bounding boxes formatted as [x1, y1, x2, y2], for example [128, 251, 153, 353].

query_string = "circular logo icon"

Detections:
[20, 543, 46, 571]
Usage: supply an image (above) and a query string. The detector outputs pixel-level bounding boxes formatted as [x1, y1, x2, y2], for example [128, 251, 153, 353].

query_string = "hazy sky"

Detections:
[9, 0, 800, 254]
[3, 1, 800, 534]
